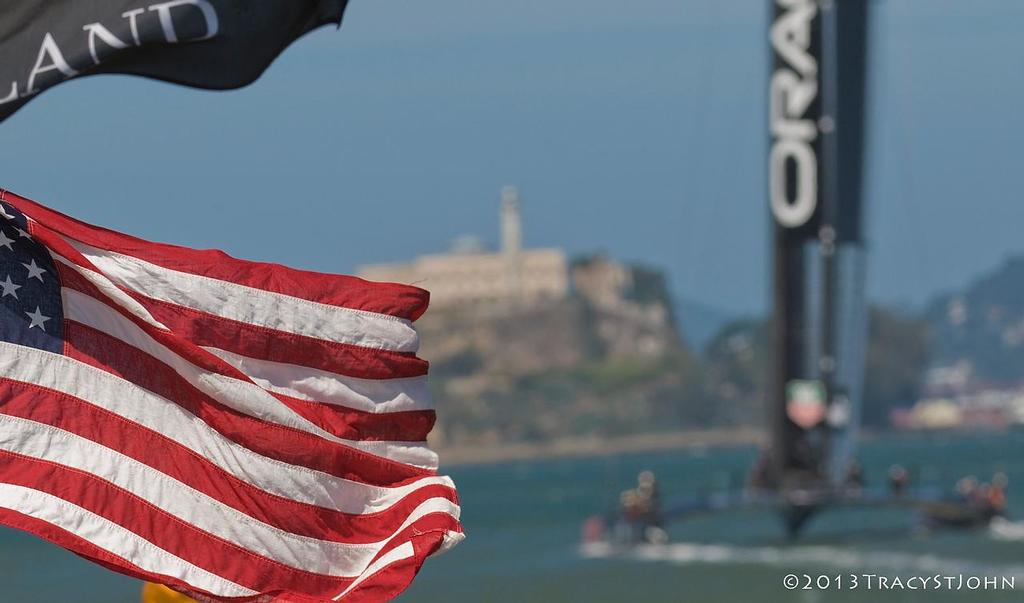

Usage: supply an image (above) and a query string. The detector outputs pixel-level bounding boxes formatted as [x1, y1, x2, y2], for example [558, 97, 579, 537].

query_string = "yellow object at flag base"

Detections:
[141, 583, 197, 603]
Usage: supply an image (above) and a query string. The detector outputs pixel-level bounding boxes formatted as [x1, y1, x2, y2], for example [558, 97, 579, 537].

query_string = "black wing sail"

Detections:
[765, 0, 869, 505]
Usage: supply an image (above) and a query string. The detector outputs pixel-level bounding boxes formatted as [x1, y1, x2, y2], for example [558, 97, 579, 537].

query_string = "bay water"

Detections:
[1, 431, 1022, 602]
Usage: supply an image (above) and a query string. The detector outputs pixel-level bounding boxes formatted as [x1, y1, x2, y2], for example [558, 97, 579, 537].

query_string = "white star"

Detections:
[0, 230, 14, 251]
[0, 204, 14, 220]
[25, 307, 50, 331]
[14, 227, 30, 239]
[22, 259, 45, 282]
[0, 276, 20, 299]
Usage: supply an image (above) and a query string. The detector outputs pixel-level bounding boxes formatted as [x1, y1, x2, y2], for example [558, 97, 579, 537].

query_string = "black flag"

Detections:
[0, 0, 349, 123]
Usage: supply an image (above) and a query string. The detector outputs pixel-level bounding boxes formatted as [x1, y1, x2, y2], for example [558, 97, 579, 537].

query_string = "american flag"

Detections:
[0, 189, 463, 602]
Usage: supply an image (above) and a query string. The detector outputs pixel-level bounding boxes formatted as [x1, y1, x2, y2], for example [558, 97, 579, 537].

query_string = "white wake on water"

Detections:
[990, 517, 1024, 542]
[580, 541, 1024, 579]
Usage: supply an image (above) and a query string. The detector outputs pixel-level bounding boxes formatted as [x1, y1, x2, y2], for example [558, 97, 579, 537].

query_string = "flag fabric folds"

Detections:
[0, 188, 463, 602]
[0, 0, 350, 123]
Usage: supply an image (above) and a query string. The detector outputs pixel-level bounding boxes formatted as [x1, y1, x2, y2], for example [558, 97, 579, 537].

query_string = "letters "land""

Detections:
[1, 1, 219, 107]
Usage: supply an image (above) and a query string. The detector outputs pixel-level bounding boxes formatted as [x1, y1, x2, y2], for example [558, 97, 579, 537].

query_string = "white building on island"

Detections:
[357, 186, 569, 309]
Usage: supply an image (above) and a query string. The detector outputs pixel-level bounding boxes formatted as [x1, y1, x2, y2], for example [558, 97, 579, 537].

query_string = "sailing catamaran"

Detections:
[583, 0, 1007, 546]
[760, 0, 1005, 537]
[759, 0, 870, 537]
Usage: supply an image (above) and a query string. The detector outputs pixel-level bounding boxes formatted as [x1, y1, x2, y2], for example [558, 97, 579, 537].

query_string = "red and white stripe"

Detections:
[0, 190, 463, 602]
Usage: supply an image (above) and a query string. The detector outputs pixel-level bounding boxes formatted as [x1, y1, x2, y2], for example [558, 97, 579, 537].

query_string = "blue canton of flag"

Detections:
[0, 200, 63, 354]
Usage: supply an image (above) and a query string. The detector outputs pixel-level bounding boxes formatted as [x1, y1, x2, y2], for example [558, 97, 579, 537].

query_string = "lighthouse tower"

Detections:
[500, 186, 523, 300]
[500, 185, 522, 256]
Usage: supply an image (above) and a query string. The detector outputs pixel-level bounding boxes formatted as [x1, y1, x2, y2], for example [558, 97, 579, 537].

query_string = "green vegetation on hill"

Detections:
[699, 307, 931, 429]
[863, 307, 932, 426]
[427, 250, 1024, 447]
[433, 350, 709, 445]
[428, 300, 932, 448]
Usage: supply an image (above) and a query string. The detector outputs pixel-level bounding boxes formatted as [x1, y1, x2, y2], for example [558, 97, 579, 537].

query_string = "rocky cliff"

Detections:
[421, 255, 695, 448]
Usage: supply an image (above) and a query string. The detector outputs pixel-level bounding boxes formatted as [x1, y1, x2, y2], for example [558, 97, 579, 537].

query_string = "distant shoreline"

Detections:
[436, 427, 1023, 467]
[436, 427, 766, 467]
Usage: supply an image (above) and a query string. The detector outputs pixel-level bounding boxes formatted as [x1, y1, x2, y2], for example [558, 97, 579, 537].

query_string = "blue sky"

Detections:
[2, 0, 1022, 315]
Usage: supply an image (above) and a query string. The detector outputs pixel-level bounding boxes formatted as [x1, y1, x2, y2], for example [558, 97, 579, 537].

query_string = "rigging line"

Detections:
[680, 0, 719, 303]
[887, 1, 934, 309]
[695, 14, 762, 318]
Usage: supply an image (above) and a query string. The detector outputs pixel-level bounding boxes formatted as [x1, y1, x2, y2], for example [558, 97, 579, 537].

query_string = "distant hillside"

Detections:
[673, 295, 739, 353]
[422, 247, 1024, 447]
[925, 254, 1024, 382]
[700, 307, 930, 428]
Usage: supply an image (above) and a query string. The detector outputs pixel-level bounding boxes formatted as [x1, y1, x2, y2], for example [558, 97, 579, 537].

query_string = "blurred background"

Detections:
[2, 0, 1024, 601]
